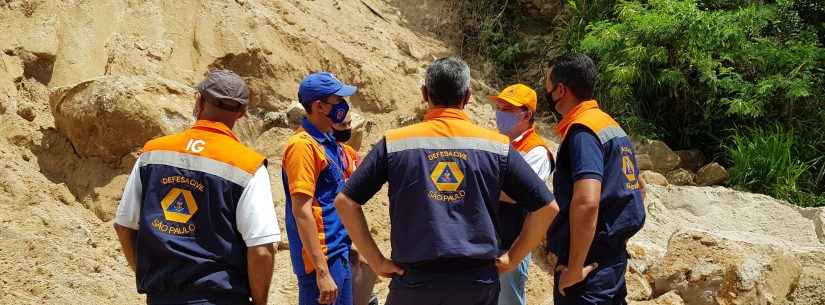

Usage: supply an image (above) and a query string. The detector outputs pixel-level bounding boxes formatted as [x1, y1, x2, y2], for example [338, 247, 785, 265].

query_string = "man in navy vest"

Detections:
[545, 54, 646, 305]
[334, 57, 560, 305]
[113, 69, 280, 305]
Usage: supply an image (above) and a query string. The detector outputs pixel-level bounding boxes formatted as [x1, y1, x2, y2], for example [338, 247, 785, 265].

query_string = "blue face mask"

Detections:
[326, 99, 350, 124]
[496, 110, 523, 135]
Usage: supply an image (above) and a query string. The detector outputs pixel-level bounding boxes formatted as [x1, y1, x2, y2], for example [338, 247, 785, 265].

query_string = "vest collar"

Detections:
[424, 108, 471, 122]
[554, 100, 600, 138]
[193, 120, 240, 142]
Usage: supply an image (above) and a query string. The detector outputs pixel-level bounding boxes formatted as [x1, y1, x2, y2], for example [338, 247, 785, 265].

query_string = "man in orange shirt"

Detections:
[283, 72, 358, 305]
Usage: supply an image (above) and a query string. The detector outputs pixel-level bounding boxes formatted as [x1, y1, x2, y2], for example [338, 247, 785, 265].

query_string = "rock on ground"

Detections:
[636, 140, 681, 173]
[49, 76, 194, 161]
[695, 162, 729, 186]
[649, 229, 801, 305]
[627, 271, 653, 301]
[629, 291, 686, 305]
[787, 248, 825, 305]
[641, 170, 669, 186]
[637, 153, 655, 171]
[676, 150, 705, 172]
[666, 169, 695, 186]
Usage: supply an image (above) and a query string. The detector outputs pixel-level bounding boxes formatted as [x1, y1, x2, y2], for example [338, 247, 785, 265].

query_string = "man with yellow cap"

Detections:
[490, 84, 555, 305]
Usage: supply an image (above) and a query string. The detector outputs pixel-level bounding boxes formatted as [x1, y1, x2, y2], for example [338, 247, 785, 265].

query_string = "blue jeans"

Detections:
[498, 254, 530, 305]
[298, 256, 353, 305]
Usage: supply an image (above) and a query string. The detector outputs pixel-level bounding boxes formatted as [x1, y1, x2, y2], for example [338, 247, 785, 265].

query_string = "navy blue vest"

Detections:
[135, 121, 265, 303]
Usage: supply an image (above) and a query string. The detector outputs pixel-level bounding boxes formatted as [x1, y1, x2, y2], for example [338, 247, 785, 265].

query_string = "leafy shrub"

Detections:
[572, 0, 825, 206]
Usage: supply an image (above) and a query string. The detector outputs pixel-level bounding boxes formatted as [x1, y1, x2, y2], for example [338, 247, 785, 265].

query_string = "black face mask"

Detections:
[333, 128, 352, 143]
[546, 83, 563, 117]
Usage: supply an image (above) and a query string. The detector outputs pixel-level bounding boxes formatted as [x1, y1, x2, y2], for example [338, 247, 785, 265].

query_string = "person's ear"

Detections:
[420, 85, 429, 103]
[311, 100, 324, 114]
[557, 83, 567, 100]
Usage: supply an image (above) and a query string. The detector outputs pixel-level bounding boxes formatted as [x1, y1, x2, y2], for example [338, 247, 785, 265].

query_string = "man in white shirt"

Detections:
[491, 83, 554, 305]
[113, 69, 280, 305]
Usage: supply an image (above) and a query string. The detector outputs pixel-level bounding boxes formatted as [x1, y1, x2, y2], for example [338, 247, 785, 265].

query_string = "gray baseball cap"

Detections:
[196, 69, 250, 106]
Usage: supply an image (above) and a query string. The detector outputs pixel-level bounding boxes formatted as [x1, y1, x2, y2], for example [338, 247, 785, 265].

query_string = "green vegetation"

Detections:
[461, 0, 825, 206]
[457, 1, 565, 96]
[571, 0, 824, 206]
[727, 126, 824, 206]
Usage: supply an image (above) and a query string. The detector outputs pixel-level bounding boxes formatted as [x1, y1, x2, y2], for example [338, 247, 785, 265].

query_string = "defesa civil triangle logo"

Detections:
[160, 188, 198, 223]
[430, 161, 465, 192]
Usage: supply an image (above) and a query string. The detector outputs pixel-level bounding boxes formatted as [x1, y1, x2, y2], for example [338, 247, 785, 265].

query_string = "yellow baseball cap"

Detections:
[488, 83, 538, 112]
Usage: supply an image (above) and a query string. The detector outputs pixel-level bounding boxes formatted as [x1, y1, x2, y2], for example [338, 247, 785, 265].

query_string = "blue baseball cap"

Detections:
[298, 72, 358, 104]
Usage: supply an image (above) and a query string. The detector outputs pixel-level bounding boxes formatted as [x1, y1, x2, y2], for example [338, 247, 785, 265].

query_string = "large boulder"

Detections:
[641, 170, 669, 186]
[637, 154, 655, 171]
[676, 150, 705, 172]
[666, 169, 695, 186]
[636, 140, 681, 173]
[285, 100, 306, 128]
[627, 242, 666, 302]
[788, 248, 825, 305]
[344, 111, 372, 151]
[695, 163, 729, 186]
[630, 291, 686, 305]
[627, 271, 654, 301]
[49, 76, 194, 161]
[649, 230, 802, 305]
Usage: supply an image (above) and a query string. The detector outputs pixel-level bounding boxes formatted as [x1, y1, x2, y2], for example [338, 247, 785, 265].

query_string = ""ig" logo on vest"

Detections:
[186, 139, 206, 153]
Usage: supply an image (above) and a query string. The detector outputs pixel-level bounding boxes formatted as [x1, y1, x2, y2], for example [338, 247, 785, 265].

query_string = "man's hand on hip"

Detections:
[556, 263, 598, 296]
[496, 252, 516, 274]
[372, 257, 404, 278]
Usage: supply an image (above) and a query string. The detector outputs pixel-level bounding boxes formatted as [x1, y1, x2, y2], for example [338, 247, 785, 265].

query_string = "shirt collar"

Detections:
[301, 117, 335, 144]
[193, 120, 240, 142]
[424, 108, 471, 121]
[512, 127, 536, 144]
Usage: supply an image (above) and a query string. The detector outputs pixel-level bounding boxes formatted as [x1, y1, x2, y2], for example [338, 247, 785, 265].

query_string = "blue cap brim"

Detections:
[334, 84, 358, 97]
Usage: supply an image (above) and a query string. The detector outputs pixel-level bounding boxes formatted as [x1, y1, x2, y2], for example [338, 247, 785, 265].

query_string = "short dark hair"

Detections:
[425, 57, 471, 107]
[549, 53, 597, 101]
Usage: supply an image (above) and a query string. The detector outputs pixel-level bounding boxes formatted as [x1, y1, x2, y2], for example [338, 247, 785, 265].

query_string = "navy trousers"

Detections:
[385, 265, 500, 305]
[553, 251, 628, 305]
